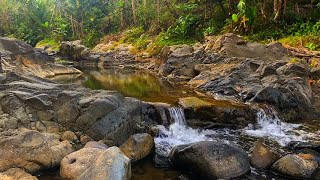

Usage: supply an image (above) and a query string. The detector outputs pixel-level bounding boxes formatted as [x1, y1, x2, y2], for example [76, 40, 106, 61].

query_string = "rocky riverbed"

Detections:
[0, 35, 319, 180]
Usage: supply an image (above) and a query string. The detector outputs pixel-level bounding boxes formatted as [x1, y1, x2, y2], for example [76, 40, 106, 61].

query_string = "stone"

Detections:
[311, 67, 320, 80]
[250, 141, 278, 169]
[120, 133, 154, 162]
[60, 147, 105, 180]
[61, 131, 78, 142]
[0, 168, 38, 180]
[61, 147, 131, 180]
[0, 37, 81, 77]
[80, 135, 93, 145]
[211, 33, 291, 61]
[272, 154, 318, 179]
[0, 130, 74, 173]
[169, 141, 250, 179]
[178, 97, 256, 127]
[84, 141, 108, 149]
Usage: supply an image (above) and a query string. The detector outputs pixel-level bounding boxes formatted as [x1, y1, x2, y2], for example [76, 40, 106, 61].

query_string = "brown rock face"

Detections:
[60, 146, 131, 180]
[120, 133, 154, 162]
[0, 168, 38, 180]
[272, 154, 318, 179]
[0, 129, 74, 173]
[250, 141, 278, 169]
[61, 131, 78, 142]
[0, 37, 81, 78]
[60, 148, 105, 180]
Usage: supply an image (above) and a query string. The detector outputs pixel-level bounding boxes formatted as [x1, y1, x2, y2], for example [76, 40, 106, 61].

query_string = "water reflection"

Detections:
[51, 67, 197, 104]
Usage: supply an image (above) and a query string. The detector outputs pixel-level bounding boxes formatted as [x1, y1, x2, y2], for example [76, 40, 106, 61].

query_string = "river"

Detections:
[44, 67, 319, 180]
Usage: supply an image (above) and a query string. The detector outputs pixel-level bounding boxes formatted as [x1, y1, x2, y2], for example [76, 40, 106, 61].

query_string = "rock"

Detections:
[0, 168, 38, 180]
[201, 59, 314, 121]
[169, 141, 250, 179]
[84, 141, 108, 149]
[0, 37, 81, 77]
[59, 40, 89, 61]
[80, 135, 93, 145]
[311, 67, 320, 80]
[61, 131, 78, 142]
[120, 133, 154, 162]
[178, 97, 256, 127]
[250, 141, 278, 169]
[0, 129, 74, 173]
[60, 147, 105, 180]
[272, 154, 318, 179]
[61, 146, 131, 180]
[169, 45, 193, 58]
[211, 33, 291, 61]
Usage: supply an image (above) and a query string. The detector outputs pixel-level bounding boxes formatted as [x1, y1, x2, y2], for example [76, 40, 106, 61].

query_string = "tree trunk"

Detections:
[274, 0, 286, 20]
[131, 0, 137, 25]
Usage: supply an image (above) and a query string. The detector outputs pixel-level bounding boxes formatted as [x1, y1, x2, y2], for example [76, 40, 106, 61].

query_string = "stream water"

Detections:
[47, 67, 319, 180]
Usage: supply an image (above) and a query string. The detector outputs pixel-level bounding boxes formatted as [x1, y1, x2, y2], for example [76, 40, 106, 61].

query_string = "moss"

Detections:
[35, 38, 60, 51]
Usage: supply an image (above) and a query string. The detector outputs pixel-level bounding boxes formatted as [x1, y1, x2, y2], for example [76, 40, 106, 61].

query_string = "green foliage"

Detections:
[165, 14, 201, 40]
[231, 0, 257, 33]
[0, 0, 319, 53]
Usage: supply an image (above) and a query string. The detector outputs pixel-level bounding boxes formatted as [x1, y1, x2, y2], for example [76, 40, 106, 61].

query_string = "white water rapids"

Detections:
[154, 106, 314, 157]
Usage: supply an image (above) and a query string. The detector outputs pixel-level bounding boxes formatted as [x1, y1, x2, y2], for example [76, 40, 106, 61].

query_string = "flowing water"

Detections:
[49, 67, 319, 180]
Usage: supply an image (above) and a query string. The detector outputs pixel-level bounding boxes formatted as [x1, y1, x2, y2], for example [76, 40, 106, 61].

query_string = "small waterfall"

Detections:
[154, 107, 212, 157]
[168, 107, 187, 125]
[245, 107, 305, 146]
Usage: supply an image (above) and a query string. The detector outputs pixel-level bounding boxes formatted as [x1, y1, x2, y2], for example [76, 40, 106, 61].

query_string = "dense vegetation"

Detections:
[0, 0, 319, 51]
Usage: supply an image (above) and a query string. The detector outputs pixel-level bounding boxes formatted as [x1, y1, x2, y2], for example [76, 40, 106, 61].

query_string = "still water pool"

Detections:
[51, 67, 199, 104]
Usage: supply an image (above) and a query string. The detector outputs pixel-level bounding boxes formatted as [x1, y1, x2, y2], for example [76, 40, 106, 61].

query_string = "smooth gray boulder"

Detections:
[169, 141, 250, 179]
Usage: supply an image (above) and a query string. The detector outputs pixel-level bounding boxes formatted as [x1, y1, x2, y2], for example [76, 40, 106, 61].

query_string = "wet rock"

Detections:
[272, 154, 318, 179]
[179, 97, 256, 127]
[120, 133, 154, 162]
[0, 168, 38, 180]
[0, 129, 74, 173]
[250, 141, 278, 169]
[61, 146, 131, 180]
[201, 59, 314, 121]
[169, 141, 250, 179]
[61, 131, 78, 142]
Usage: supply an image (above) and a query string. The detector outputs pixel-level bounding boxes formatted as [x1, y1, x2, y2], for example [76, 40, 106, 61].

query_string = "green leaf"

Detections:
[232, 14, 238, 23]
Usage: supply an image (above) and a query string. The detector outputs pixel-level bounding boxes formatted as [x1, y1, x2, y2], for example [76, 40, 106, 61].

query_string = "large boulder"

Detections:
[120, 133, 154, 162]
[0, 37, 81, 77]
[169, 141, 250, 179]
[272, 154, 318, 179]
[61, 146, 131, 180]
[210, 33, 291, 61]
[0, 129, 74, 173]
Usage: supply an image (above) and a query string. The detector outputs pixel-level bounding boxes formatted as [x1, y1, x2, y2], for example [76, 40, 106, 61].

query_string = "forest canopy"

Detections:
[0, 0, 319, 50]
